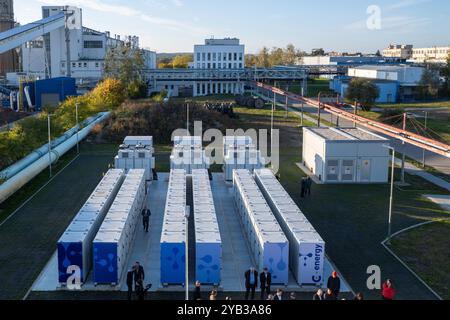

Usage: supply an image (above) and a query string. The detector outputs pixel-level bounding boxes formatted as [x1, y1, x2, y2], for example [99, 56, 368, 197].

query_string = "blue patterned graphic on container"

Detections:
[196, 243, 221, 284]
[264, 242, 289, 284]
[161, 243, 186, 284]
[57, 242, 83, 283]
[93, 243, 118, 284]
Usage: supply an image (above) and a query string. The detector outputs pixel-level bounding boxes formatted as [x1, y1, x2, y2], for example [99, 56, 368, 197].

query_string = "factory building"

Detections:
[302, 127, 389, 184]
[382, 44, 413, 60]
[193, 38, 245, 96]
[330, 65, 426, 103]
[382, 44, 450, 63]
[0, 0, 19, 76]
[20, 6, 156, 83]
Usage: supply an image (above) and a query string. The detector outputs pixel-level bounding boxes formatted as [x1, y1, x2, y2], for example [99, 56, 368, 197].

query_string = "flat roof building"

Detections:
[302, 127, 390, 184]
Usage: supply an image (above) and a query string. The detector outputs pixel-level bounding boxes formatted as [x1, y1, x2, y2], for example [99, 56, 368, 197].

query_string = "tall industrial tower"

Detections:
[0, 0, 19, 76]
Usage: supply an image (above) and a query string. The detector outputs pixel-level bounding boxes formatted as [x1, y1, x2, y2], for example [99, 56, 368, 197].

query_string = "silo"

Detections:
[0, 0, 19, 76]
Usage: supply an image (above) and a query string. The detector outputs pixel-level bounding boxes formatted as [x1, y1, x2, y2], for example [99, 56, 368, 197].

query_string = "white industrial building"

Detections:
[347, 65, 424, 84]
[193, 38, 245, 96]
[382, 44, 450, 63]
[21, 6, 156, 84]
[302, 127, 390, 184]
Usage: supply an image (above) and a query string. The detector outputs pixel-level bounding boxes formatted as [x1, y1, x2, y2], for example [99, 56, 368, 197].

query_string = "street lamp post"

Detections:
[185, 206, 190, 301]
[317, 92, 322, 128]
[383, 145, 396, 243]
[75, 103, 79, 154]
[47, 114, 54, 178]
[422, 111, 428, 168]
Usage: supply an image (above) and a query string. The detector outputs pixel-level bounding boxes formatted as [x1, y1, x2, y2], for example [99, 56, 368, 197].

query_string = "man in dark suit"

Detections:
[126, 268, 134, 300]
[134, 262, 145, 300]
[142, 207, 151, 232]
[260, 268, 272, 300]
[244, 267, 258, 300]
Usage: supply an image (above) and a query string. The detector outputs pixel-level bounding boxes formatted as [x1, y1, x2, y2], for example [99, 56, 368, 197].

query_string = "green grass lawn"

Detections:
[389, 220, 450, 300]
[377, 101, 450, 110]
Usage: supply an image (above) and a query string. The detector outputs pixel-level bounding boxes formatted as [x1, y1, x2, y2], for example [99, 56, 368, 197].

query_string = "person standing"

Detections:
[193, 281, 202, 300]
[244, 267, 258, 300]
[126, 267, 134, 301]
[273, 288, 284, 301]
[313, 289, 324, 300]
[142, 206, 151, 233]
[134, 262, 145, 300]
[327, 271, 341, 299]
[382, 279, 396, 300]
[306, 177, 313, 196]
[260, 268, 272, 300]
[300, 178, 306, 198]
[324, 288, 336, 300]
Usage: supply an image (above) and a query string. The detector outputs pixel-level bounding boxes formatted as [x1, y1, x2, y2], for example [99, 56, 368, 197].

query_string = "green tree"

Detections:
[283, 44, 298, 65]
[269, 47, 284, 66]
[346, 78, 380, 111]
[104, 44, 147, 98]
[441, 52, 450, 97]
[257, 47, 271, 68]
[245, 54, 258, 68]
[172, 54, 193, 68]
[419, 65, 440, 99]
[311, 48, 325, 56]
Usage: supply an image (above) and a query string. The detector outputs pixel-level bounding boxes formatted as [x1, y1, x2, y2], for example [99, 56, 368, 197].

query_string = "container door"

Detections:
[326, 160, 339, 182]
[341, 160, 355, 182]
[361, 159, 371, 182]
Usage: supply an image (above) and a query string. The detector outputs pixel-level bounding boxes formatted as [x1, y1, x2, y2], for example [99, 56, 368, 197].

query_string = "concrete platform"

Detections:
[31, 173, 352, 294]
[425, 195, 450, 212]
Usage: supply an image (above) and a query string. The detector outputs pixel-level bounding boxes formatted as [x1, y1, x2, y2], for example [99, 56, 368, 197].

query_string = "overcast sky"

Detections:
[13, 0, 450, 54]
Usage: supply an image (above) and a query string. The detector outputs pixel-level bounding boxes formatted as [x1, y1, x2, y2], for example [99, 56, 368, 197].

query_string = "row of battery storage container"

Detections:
[92, 169, 146, 285]
[114, 136, 155, 181]
[192, 169, 222, 285]
[223, 136, 254, 157]
[57, 169, 125, 284]
[173, 136, 202, 148]
[233, 169, 289, 285]
[160, 170, 187, 285]
[170, 146, 210, 174]
[254, 169, 325, 286]
[224, 147, 265, 181]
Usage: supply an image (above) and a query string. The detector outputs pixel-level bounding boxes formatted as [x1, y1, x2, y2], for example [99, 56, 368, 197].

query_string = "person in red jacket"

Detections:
[382, 279, 396, 300]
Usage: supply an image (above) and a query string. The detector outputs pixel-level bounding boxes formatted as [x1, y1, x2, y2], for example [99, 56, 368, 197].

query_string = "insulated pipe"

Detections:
[0, 113, 104, 180]
[24, 86, 34, 110]
[0, 112, 110, 204]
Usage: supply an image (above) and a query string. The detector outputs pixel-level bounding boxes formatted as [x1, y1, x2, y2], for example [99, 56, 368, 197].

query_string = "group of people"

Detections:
[300, 176, 312, 198]
[126, 262, 149, 301]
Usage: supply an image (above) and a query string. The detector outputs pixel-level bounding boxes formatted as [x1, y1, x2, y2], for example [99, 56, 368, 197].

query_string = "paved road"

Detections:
[0, 153, 112, 299]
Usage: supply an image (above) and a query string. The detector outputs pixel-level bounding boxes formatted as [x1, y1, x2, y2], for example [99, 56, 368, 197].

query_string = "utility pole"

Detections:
[185, 206, 190, 301]
[317, 92, 322, 128]
[401, 113, 407, 184]
[336, 93, 340, 127]
[285, 95, 288, 119]
[353, 99, 358, 128]
[422, 111, 428, 168]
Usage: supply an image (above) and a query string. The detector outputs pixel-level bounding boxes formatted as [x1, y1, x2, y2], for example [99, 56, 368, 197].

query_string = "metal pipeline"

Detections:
[0, 113, 104, 180]
[0, 112, 110, 204]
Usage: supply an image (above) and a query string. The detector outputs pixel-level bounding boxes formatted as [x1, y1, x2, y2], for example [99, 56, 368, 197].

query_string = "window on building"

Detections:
[202, 63, 205, 69]
[223, 53, 227, 61]
[202, 53, 206, 60]
[229, 53, 232, 61]
[95, 62, 99, 68]
[72, 63, 76, 68]
[213, 63, 216, 69]
[239, 53, 243, 61]
[213, 53, 216, 60]
[207, 53, 211, 61]
[62, 62, 65, 68]
[218, 54, 221, 61]
[84, 62, 88, 68]
[197, 53, 201, 61]
[84, 40, 103, 49]
[234, 53, 237, 60]
[197, 63, 200, 68]
[207, 63, 211, 69]
[229, 63, 232, 69]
